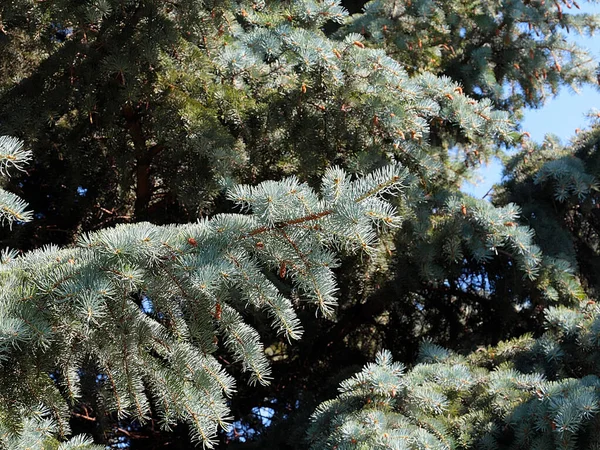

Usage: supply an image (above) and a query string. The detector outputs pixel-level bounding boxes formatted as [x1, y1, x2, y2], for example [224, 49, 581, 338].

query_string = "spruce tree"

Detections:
[340, 0, 600, 111]
[307, 298, 600, 449]
[0, 0, 514, 245]
[306, 87, 600, 450]
[0, 136, 32, 227]
[0, 0, 599, 448]
[0, 155, 410, 448]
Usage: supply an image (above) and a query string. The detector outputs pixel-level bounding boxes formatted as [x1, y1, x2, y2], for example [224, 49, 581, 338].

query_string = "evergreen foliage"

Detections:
[341, 0, 600, 111]
[307, 297, 600, 450]
[0, 164, 406, 448]
[0, 0, 599, 448]
[0, 136, 32, 227]
[0, 0, 513, 246]
[497, 116, 600, 298]
[304, 103, 600, 450]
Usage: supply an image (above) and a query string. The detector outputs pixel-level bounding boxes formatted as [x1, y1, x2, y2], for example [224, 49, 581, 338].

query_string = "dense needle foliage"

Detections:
[1, 0, 600, 448]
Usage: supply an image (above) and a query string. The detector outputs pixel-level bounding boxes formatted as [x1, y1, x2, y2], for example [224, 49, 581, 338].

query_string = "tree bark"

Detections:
[122, 104, 157, 221]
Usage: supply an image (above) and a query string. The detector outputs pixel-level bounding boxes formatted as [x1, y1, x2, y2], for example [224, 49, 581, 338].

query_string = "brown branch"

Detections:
[72, 412, 97, 422]
[245, 209, 333, 238]
[243, 173, 401, 238]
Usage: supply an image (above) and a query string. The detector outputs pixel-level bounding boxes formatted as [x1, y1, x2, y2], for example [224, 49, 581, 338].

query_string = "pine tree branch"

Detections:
[245, 210, 333, 237]
[72, 412, 97, 422]
[244, 174, 401, 237]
